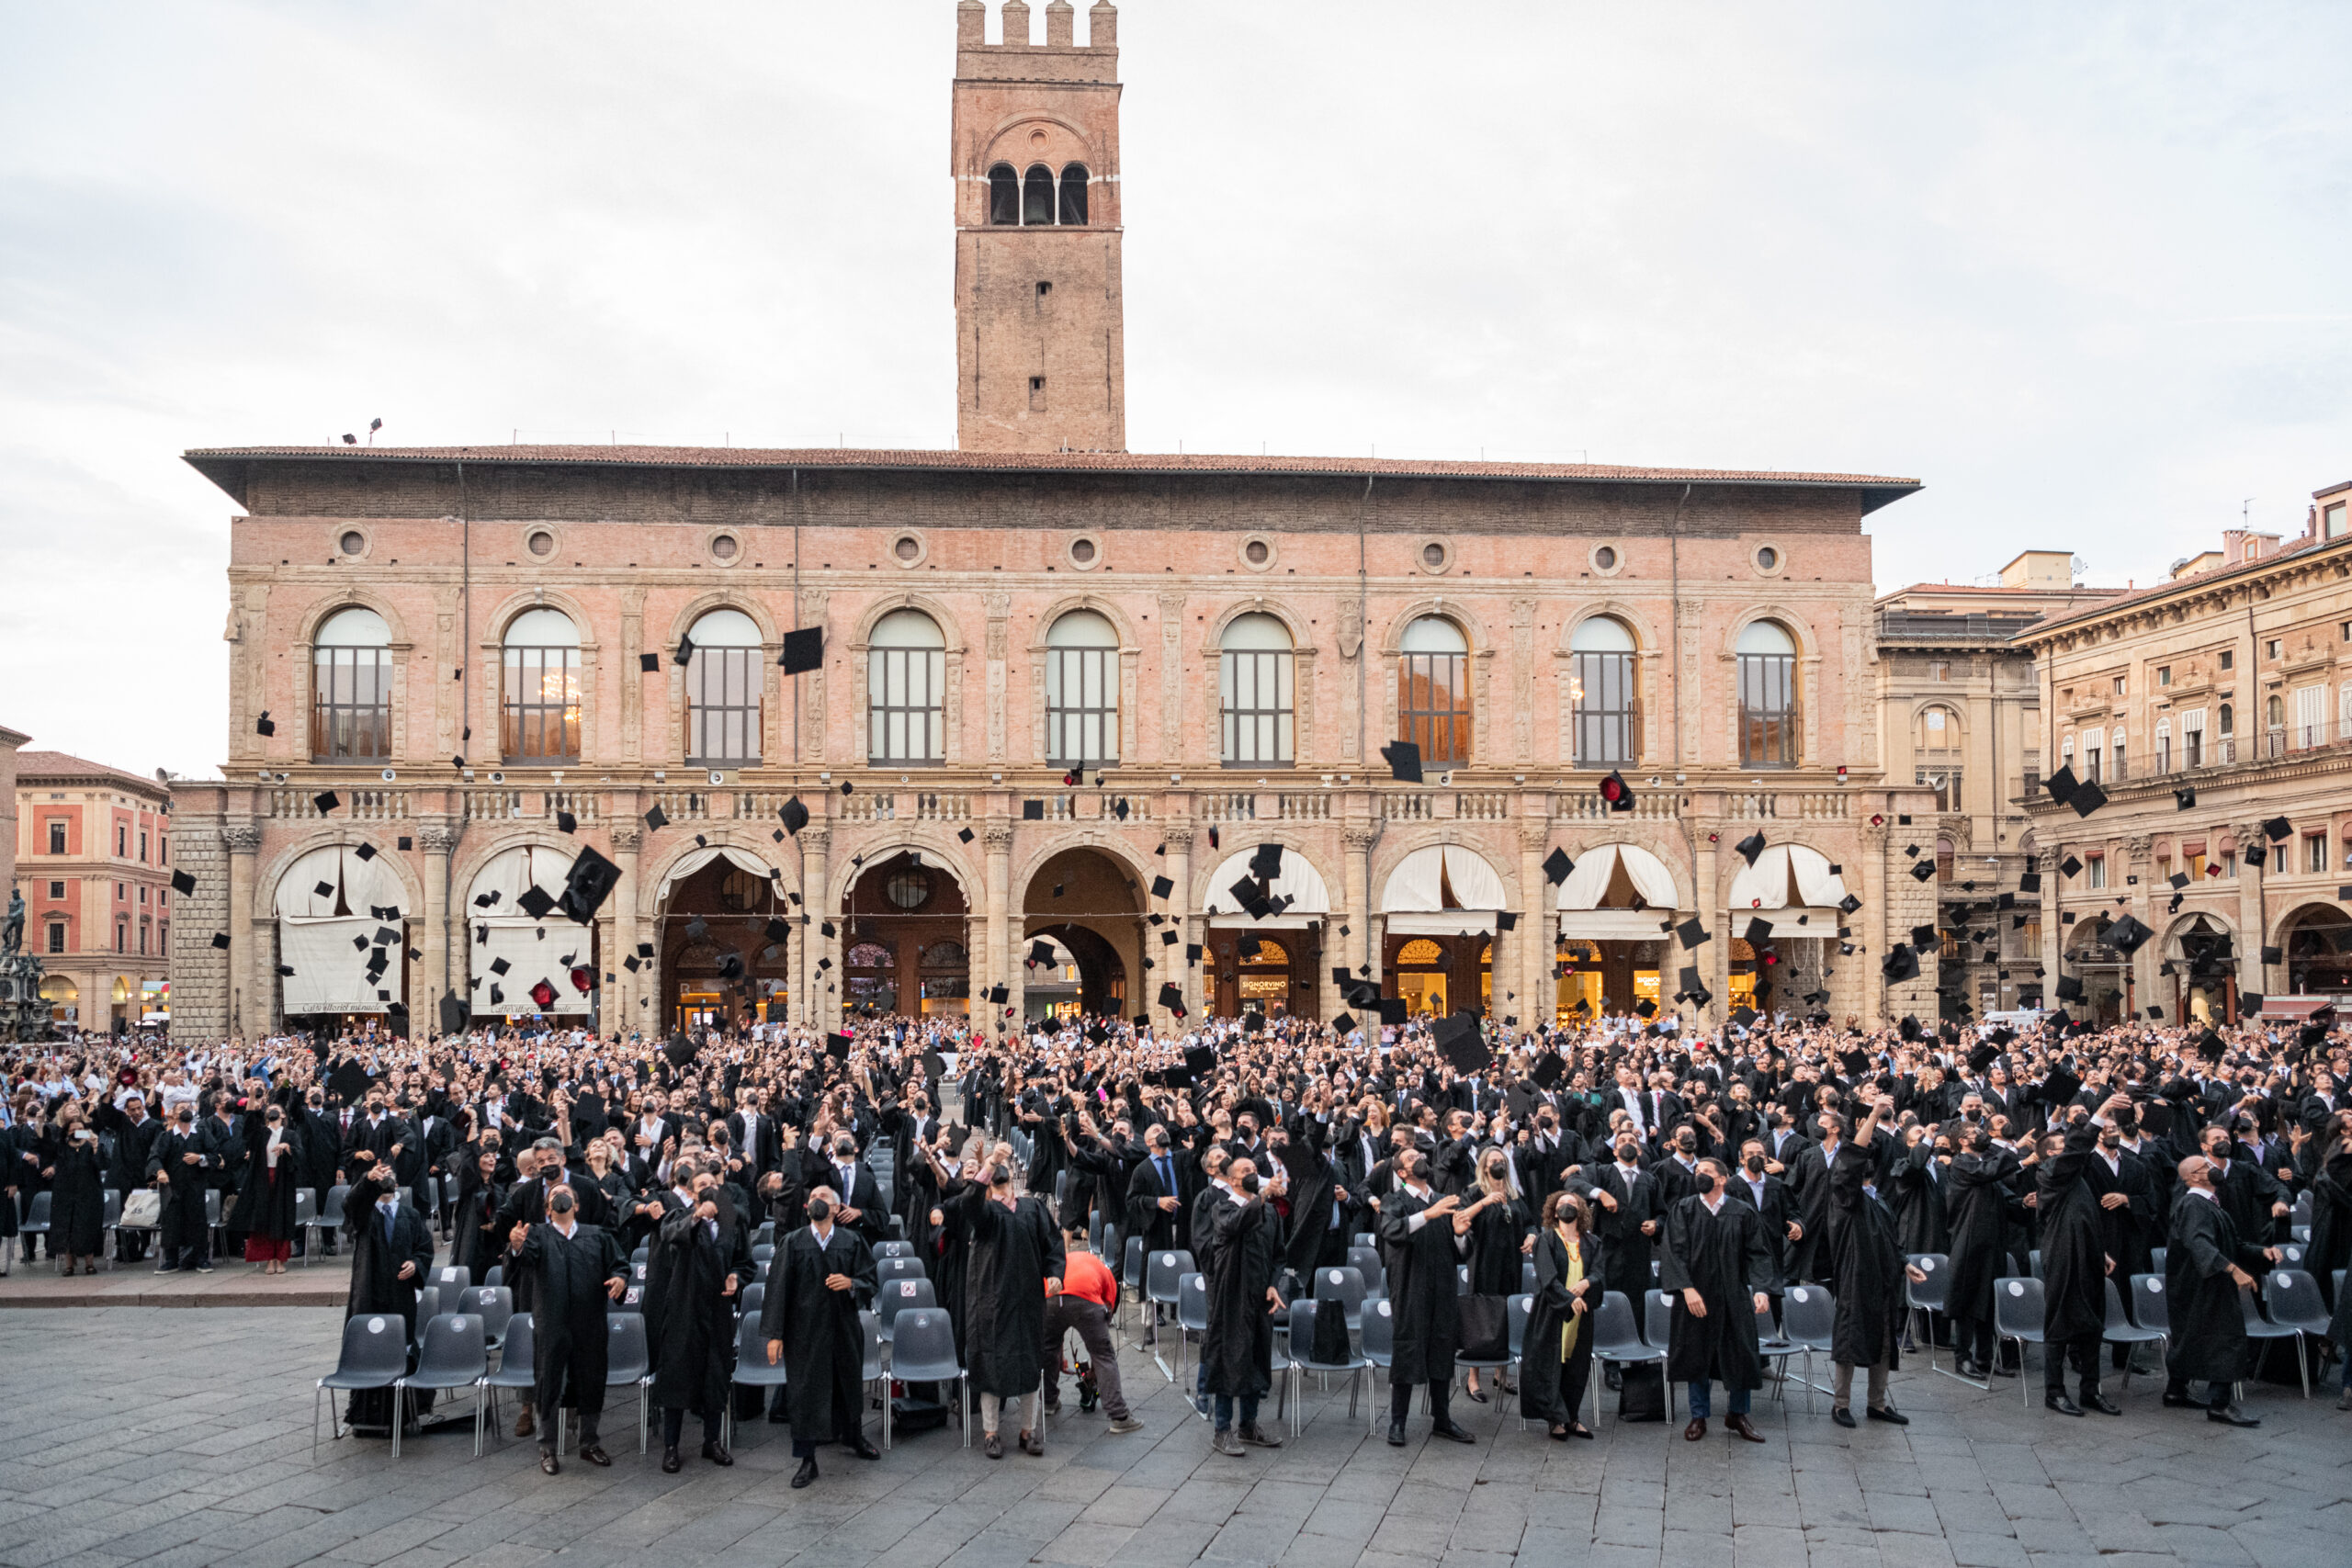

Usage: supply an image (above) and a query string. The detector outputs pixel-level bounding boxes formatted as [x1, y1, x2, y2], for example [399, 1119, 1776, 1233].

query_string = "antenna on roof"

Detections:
[368, 417, 382, 446]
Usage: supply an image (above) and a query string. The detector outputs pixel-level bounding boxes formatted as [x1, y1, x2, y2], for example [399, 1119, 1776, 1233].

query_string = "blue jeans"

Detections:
[1213, 1393, 1260, 1432]
[1686, 1381, 1749, 1418]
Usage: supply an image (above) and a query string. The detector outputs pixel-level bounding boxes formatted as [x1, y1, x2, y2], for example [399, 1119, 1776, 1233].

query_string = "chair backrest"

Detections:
[1455, 1263, 1474, 1296]
[1593, 1291, 1644, 1355]
[2127, 1273, 2167, 1334]
[320, 1184, 350, 1227]
[204, 1189, 220, 1224]
[1147, 1249, 1194, 1301]
[738, 1281, 765, 1316]
[1993, 1276, 2042, 1337]
[1352, 1231, 1375, 1248]
[433, 1266, 471, 1292]
[1176, 1271, 1209, 1330]
[1783, 1283, 1836, 1346]
[2239, 1288, 2275, 1330]
[876, 1255, 925, 1285]
[291, 1188, 312, 1224]
[2275, 1243, 2303, 1267]
[1644, 1289, 1673, 1348]
[1313, 1266, 1366, 1316]
[754, 1220, 776, 1247]
[21, 1190, 50, 1228]
[2100, 1279, 2135, 1334]
[500, 1312, 537, 1369]
[1345, 1246, 1384, 1282]
[1360, 1296, 1395, 1361]
[733, 1311, 772, 1366]
[874, 1239, 913, 1259]
[1521, 1258, 1537, 1296]
[414, 1285, 441, 1327]
[752, 1244, 776, 1265]
[459, 1285, 513, 1337]
[1122, 1234, 1146, 1288]
[484, 1264, 503, 1291]
[1507, 1292, 1532, 1357]
[1905, 1253, 1951, 1311]
[413, 1314, 489, 1382]
[2028, 1248, 2043, 1281]
[860, 1310, 885, 1382]
[2150, 1246, 2166, 1275]
[605, 1312, 650, 1380]
[880, 1274, 937, 1325]
[888, 1308, 960, 1377]
[334, 1312, 413, 1382]
[630, 1246, 650, 1267]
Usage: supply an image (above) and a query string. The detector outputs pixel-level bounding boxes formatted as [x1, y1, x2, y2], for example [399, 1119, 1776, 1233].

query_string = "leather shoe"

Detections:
[579, 1444, 611, 1467]
[1865, 1404, 1909, 1426]
[1683, 1417, 1707, 1441]
[2207, 1404, 2260, 1427]
[2162, 1390, 2196, 1407]
[1431, 1422, 1476, 1445]
[2044, 1393, 2083, 1416]
[2081, 1389, 2120, 1416]
[662, 1446, 684, 1474]
[1830, 1406, 1857, 1428]
[1725, 1414, 1767, 1443]
[538, 1451, 560, 1476]
[848, 1437, 881, 1461]
[514, 1408, 537, 1438]
[703, 1440, 734, 1466]
[1605, 1367, 1623, 1391]
[1386, 1419, 1408, 1447]
[791, 1455, 819, 1488]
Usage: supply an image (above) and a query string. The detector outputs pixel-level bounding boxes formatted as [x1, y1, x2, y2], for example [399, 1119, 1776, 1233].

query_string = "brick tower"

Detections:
[952, 1, 1125, 453]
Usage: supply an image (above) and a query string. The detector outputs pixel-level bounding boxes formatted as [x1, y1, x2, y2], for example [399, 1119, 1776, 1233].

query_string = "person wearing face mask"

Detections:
[1198, 1154, 1287, 1456]
[1522, 1190, 1604, 1440]
[1659, 1156, 1773, 1443]
[336, 1151, 435, 1436]
[2083, 1104, 2157, 1378]
[818, 1132, 891, 1251]
[1724, 1139, 1799, 1294]
[1823, 1100, 1926, 1428]
[294, 1089, 343, 1258]
[647, 1159, 752, 1472]
[1586, 1130, 1661, 1391]
[1941, 1122, 2021, 1380]
[762, 1180, 881, 1485]
[510, 1182, 629, 1473]
[145, 1101, 215, 1274]
[956, 1147, 1066, 1460]
[1377, 1146, 1480, 1446]
[236, 1090, 305, 1275]
[2161, 1154, 2280, 1427]
[44, 1101, 107, 1276]
[1652, 1126, 1704, 1207]
[1459, 1148, 1526, 1404]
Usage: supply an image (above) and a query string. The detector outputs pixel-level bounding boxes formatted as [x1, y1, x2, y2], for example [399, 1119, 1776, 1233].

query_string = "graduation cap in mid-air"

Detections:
[515, 885, 557, 921]
[2262, 816, 2292, 840]
[1909, 861, 1936, 883]
[2105, 914, 2153, 955]
[2053, 973, 2085, 1002]
[1882, 946, 1919, 983]
[1249, 842, 1283, 880]
[2017, 871, 2041, 894]
[1157, 982, 1186, 1017]
[1733, 830, 1766, 866]
[1910, 923, 1939, 950]
[1531, 1052, 1566, 1089]
[1599, 772, 1634, 811]
[824, 1031, 854, 1059]
[1022, 799, 1045, 821]
[1433, 1012, 1487, 1071]
[2041, 763, 2078, 805]
[2244, 840, 2267, 869]
[2196, 1029, 2226, 1063]
[673, 635, 695, 669]
[1378, 998, 1408, 1025]
[528, 978, 558, 1010]
[1543, 847, 1574, 886]
[254, 710, 276, 737]
[1676, 917, 1709, 950]
[560, 846, 620, 923]
[1028, 939, 1057, 966]
[1329, 1011, 1357, 1037]
[1837, 892, 1861, 915]
[171, 869, 197, 897]
[779, 626, 823, 675]
[644, 804, 670, 832]
[313, 790, 341, 815]
[1380, 739, 1423, 784]
[1150, 874, 1174, 899]
[639, 652, 661, 672]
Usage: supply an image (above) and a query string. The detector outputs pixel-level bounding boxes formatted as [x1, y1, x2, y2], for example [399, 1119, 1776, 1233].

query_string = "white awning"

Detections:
[1555, 844, 1679, 912]
[274, 844, 405, 919]
[1556, 909, 1674, 941]
[656, 843, 775, 907]
[1381, 845, 1506, 912]
[1743, 910, 1842, 938]
[278, 915, 395, 1015]
[469, 918, 592, 1016]
[468, 844, 584, 916]
[1205, 913, 1320, 930]
[1725, 844, 1849, 911]
[1384, 911, 1498, 936]
[1203, 846, 1331, 917]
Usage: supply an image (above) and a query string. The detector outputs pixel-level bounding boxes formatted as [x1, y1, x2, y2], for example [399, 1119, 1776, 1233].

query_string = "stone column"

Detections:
[2038, 844, 2062, 1007]
[2122, 834, 2155, 1017]
[1342, 822, 1376, 998]
[1691, 806, 1723, 1027]
[984, 823, 1016, 1031]
[2234, 822, 2272, 1008]
[223, 823, 263, 1037]
[418, 825, 458, 1037]
[1163, 824, 1194, 1029]
[800, 826, 830, 1032]
[1860, 815, 1890, 1021]
[607, 823, 642, 1032]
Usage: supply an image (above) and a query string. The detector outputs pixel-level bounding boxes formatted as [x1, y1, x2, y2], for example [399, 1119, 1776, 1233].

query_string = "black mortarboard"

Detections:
[515, 885, 556, 920]
[1744, 916, 1773, 947]
[2053, 973, 2084, 1001]
[2042, 764, 2078, 805]
[1149, 874, 1174, 900]
[553, 810, 576, 835]
[2244, 840, 2267, 868]
[1599, 772, 1634, 811]
[2059, 854, 2083, 879]
[1157, 982, 1185, 1015]
[528, 978, 557, 1010]
[1023, 799, 1045, 821]
[1496, 909, 1519, 932]
[2258, 944, 2282, 965]
[171, 869, 196, 896]
[1909, 861, 1936, 882]
[2173, 787, 2196, 811]
[1676, 917, 1708, 949]
[764, 917, 791, 944]
[1162, 930, 1179, 946]
[1331, 1012, 1357, 1037]
[1882, 946, 1919, 983]
[2196, 1029, 2225, 1063]
[1532, 1052, 1566, 1089]
[1677, 964, 1702, 995]
[622, 954, 640, 973]
[2017, 871, 2041, 894]
[1433, 1011, 1487, 1071]
[779, 626, 823, 675]
[2105, 914, 2152, 954]
[1543, 847, 1574, 885]
[1028, 939, 1056, 966]
[396, 835, 413, 852]
[313, 790, 340, 815]
[1840, 1046, 1871, 1076]
[349, 841, 378, 864]
[767, 796, 805, 838]
[1835, 893, 1860, 915]
[2166, 871, 2189, 890]
[559, 846, 619, 923]
[1910, 923, 1939, 950]
[1345, 980, 1382, 1009]
[1967, 1043, 1997, 1073]
[2262, 816, 2291, 840]
[1380, 740, 1423, 783]
[2041, 1066, 2083, 1108]
[985, 983, 1008, 1004]
[1379, 998, 1408, 1025]
[824, 1031, 853, 1059]
[644, 804, 669, 831]
[315, 881, 336, 899]
[1237, 934, 1262, 961]
[1733, 830, 1766, 866]
[254, 711, 275, 737]
[663, 1033, 698, 1068]
[818, 919, 836, 938]
[1249, 842, 1283, 880]
[673, 634, 695, 669]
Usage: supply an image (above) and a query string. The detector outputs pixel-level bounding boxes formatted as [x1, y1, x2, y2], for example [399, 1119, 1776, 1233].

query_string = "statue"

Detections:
[2, 889, 23, 955]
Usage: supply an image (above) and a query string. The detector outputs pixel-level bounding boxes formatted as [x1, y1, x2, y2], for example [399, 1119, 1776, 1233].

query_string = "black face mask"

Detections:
[547, 1190, 574, 1216]
[806, 1197, 832, 1224]
[1694, 1171, 1717, 1195]
[1744, 1156, 1764, 1174]
[1617, 1145, 1638, 1163]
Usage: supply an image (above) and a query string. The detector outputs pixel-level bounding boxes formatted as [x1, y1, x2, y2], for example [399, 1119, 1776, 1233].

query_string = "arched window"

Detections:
[312, 606, 391, 761]
[868, 609, 946, 764]
[2110, 725, 2129, 782]
[1914, 704, 1960, 754]
[988, 163, 1019, 225]
[1044, 610, 1118, 768]
[684, 608, 762, 766]
[1220, 613, 1295, 765]
[1736, 620, 1797, 767]
[502, 606, 581, 761]
[1915, 703, 1962, 808]
[1058, 163, 1089, 224]
[1397, 615, 1472, 765]
[1568, 615, 1636, 766]
[1023, 164, 1055, 226]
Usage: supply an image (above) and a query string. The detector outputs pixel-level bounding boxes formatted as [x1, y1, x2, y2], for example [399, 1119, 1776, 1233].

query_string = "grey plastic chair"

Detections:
[1642, 1290, 1690, 1419]
[1779, 1284, 1837, 1412]
[560, 1313, 653, 1455]
[876, 1255, 926, 1288]
[873, 1239, 914, 1259]
[1146, 1249, 1194, 1380]
[429, 1263, 470, 1292]
[18, 1191, 51, 1252]
[1362, 1296, 1396, 1374]
[737, 1281, 764, 1320]
[860, 1309, 890, 1449]
[1905, 1253, 1962, 1379]
[412, 1286, 441, 1348]
[1312, 1265, 1369, 1330]
[2128, 1273, 2168, 1338]
[458, 1285, 512, 1350]
[1992, 1277, 2047, 1409]
[483, 1264, 503, 1291]
[878, 1274, 936, 1342]
[1344, 1247, 1385, 1299]
[751, 1243, 776, 1266]
[887, 1309, 969, 1447]
[1286, 1296, 1374, 1438]
[1119, 1235, 1147, 1341]
[313, 1311, 411, 1452]
[394, 1314, 488, 1458]
[723, 1311, 787, 1450]
[2099, 1279, 2164, 1389]
[481, 1312, 537, 1436]
[1175, 1272, 1211, 1408]
[1591, 1292, 1665, 1428]
[2241, 1278, 2304, 1396]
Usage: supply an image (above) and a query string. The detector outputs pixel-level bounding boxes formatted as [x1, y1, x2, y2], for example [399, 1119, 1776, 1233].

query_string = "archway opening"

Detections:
[2279, 903, 2352, 998]
[1022, 847, 1140, 1021]
[843, 850, 972, 1020]
[1382, 844, 1504, 1017]
[656, 848, 786, 1032]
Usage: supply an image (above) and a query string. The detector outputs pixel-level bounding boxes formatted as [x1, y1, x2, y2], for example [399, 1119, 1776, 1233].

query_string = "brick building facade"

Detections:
[14, 751, 175, 1031]
[167, 3, 1939, 1042]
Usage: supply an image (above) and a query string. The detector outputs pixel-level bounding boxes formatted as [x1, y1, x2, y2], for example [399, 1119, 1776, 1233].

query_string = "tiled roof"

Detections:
[15, 751, 170, 795]
[183, 444, 1922, 511]
[2021, 535, 2347, 638]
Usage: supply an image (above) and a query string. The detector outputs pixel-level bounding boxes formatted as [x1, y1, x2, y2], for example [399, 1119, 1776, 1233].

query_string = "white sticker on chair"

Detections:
[368, 1317, 387, 1332]
[2007, 1281, 2025, 1296]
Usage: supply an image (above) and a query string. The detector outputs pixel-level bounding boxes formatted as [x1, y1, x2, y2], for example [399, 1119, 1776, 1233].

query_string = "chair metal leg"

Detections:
[391, 1386, 405, 1460]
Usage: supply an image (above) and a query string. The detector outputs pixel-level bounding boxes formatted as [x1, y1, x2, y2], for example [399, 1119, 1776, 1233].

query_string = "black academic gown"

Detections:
[1589, 1162, 1661, 1298]
[2034, 1122, 2108, 1345]
[48, 1136, 107, 1257]
[1520, 1226, 1605, 1430]
[145, 1123, 214, 1252]
[1200, 1186, 1279, 1399]
[2164, 1191, 2268, 1384]
[1375, 1185, 1464, 1387]
[238, 1113, 304, 1245]
[647, 1201, 752, 1414]
[1658, 1192, 1771, 1392]
[1890, 1144, 1951, 1257]
[2083, 1145, 2157, 1281]
[341, 1176, 435, 1427]
[1782, 1139, 1836, 1283]
[1943, 1145, 2021, 1324]
[956, 1183, 1063, 1397]
[759, 1222, 876, 1441]
[517, 1219, 628, 1421]
[1825, 1143, 1905, 1371]
[449, 1168, 507, 1281]
[2301, 1147, 2351, 1313]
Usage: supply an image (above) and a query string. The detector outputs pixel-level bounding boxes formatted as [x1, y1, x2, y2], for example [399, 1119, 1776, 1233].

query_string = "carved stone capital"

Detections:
[981, 824, 1016, 856]
[2121, 834, 2155, 860]
[221, 825, 264, 855]
[606, 825, 642, 855]
[417, 826, 462, 855]
[1860, 818, 1890, 849]
[1518, 826, 1552, 855]
[798, 827, 831, 857]
[1159, 826, 1195, 852]
[1342, 825, 1380, 854]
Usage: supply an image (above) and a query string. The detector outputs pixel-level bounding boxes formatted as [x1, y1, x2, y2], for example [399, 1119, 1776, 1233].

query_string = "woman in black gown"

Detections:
[1521, 1189, 1604, 1440]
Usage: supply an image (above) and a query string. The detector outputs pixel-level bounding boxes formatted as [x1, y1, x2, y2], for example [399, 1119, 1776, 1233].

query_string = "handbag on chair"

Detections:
[1456, 1293, 1509, 1363]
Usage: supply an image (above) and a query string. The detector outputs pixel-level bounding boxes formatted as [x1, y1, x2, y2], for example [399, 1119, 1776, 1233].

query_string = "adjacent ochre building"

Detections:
[167, 3, 1940, 1041]
[14, 750, 175, 1032]
[2021, 480, 2352, 1024]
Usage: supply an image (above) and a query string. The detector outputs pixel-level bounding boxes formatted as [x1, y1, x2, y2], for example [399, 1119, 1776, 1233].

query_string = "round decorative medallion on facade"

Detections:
[525, 528, 557, 558]
[1753, 543, 1785, 576]
[890, 531, 929, 569]
[1417, 537, 1453, 576]
[335, 527, 370, 559]
[707, 529, 744, 567]
[1068, 533, 1103, 570]
[1590, 543, 1623, 576]
[1238, 534, 1277, 572]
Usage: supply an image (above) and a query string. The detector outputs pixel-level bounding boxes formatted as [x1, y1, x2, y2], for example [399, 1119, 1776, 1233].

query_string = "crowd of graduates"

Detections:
[5, 999, 2350, 1478]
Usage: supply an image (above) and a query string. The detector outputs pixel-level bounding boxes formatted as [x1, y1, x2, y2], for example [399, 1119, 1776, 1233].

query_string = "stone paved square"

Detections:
[0, 1305, 2338, 1568]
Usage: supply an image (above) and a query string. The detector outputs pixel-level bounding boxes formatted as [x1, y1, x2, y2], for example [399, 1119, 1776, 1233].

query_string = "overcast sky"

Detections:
[5, 1, 2347, 779]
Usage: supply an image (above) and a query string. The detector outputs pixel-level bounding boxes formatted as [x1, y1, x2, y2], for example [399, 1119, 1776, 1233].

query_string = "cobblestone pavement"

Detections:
[0, 1307, 2341, 1568]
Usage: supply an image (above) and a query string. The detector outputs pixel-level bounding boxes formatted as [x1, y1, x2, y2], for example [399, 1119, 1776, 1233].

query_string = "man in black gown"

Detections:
[1659, 1156, 1772, 1443]
[339, 1156, 434, 1432]
[761, 1181, 879, 1487]
[2162, 1154, 2278, 1427]
[509, 1183, 628, 1474]
[1377, 1147, 1477, 1447]
[957, 1153, 1064, 1459]
[2030, 1105, 2120, 1417]
[647, 1158, 751, 1472]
